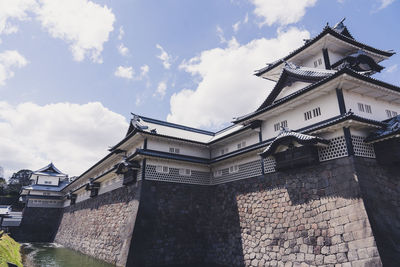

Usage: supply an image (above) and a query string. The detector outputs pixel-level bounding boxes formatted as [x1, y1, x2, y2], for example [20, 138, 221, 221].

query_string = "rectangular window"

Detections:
[386, 109, 398, 118]
[237, 141, 246, 149]
[43, 192, 51, 196]
[155, 165, 169, 173]
[179, 169, 191, 176]
[274, 123, 280, 132]
[314, 61, 318, 67]
[281, 120, 288, 128]
[313, 107, 321, 117]
[304, 111, 312, 121]
[318, 58, 322, 65]
[44, 181, 52, 184]
[365, 105, 372, 113]
[358, 103, 365, 112]
[229, 165, 239, 174]
[169, 147, 180, 154]
[214, 170, 222, 177]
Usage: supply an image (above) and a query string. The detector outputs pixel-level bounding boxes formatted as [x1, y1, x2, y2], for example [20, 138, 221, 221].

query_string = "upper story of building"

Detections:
[20, 163, 70, 208]
[60, 19, 400, 206]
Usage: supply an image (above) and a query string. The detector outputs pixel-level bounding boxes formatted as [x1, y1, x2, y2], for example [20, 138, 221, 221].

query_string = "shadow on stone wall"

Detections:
[10, 207, 63, 242]
[354, 157, 400, 267]
[126, 180, 243, 267]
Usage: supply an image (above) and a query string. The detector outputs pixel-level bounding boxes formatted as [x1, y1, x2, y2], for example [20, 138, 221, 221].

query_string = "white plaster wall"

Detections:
[29, 191, 63, 196]
[210, 131, 259, 158]
[27, 199, 64, 208]
[329, 51, 345, 66]
[146, 158, 209, 172]
[98, 175, 124, 195]
[211, 153, 260, 171]
[261, 91, 341, 141]
[343, 90, 400, 121]
[275, 81, 312, 101]
[37, 176, 59, 186]
[147, 138, 209, 158]
[301, 52, 325, 69]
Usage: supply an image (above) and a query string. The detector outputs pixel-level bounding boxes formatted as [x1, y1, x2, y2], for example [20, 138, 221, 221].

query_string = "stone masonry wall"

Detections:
[10, 207, 63, 242]
[54, 181, 141, 267]
[126, 180, 214, 266]
[204, 157, 382, 267]
[124, 157, 383, 267]
[354, 157, 400, 267]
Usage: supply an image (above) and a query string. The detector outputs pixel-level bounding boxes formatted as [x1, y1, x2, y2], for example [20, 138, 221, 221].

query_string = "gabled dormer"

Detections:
[257, 63, 336, 111]
[255, 19, 394, 81]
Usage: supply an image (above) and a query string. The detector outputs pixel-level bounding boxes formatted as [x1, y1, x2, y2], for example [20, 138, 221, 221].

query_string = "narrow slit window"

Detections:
[365, 105, 372, 114]
[358, 103, 365, 112]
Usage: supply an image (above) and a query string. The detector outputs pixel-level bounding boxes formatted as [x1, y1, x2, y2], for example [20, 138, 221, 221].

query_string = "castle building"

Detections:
[20, 163, 69, 208]
[17, 20, 400, 266]
[61, 19, 398, 204]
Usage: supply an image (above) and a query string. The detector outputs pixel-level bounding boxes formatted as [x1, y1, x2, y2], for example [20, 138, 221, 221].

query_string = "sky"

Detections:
[0, 0, 399, 178]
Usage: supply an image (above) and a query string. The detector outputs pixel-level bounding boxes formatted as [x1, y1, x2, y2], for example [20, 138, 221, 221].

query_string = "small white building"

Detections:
[20, 163, 69, 208]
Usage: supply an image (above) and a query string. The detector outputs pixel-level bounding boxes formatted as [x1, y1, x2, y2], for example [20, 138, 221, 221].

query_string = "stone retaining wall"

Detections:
[54, 181, 141, 267]
[205, 157, 381, 267]
[354, 157, 400, 266]
[125, 157, 383, 267]
[11, 207, 62, 242]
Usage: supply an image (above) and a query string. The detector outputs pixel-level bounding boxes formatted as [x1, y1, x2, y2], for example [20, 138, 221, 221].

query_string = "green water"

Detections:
[22, 243, 115, 267]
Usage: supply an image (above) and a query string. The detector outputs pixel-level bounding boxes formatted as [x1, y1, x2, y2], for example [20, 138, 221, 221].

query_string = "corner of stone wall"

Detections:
[353, 156, 400, 266]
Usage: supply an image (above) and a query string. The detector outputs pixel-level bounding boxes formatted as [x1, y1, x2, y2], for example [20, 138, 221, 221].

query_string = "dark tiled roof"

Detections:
[255, 26, 394, 77]
[365, 115, 400, 143]
[260, 130, 329, 158]
[256, 64, 336, 111]
[22, 180, 70, 192]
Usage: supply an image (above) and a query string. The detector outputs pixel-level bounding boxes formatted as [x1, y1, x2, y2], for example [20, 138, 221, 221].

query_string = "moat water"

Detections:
[21, 243, 114, 267]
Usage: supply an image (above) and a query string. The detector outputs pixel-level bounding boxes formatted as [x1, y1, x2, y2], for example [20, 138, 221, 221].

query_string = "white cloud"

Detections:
[154, 81, 167, 99]
[118, 26, 124, 40]
[114, 66, 133, 79]
[168, 27, 310, 129]
[250, 0, 317, 26]
[156, 44, 172, 69]
[0, 101, 128, 178]
[0, 0, 37, 36]
[118, 43, 129, 56]
[0, 50, 28, 86]
[232, 13, 249, 33]
[35, 0, 115, 63]
[378, 0, 395, 9]
[386, 64, 398, 73]
[233, 21, 241, 33]
[140, 64, 149, 77]
[216, 25, 227, 43]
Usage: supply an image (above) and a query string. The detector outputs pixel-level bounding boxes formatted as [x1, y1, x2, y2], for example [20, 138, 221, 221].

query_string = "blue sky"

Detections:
[0, 0, 399, 177]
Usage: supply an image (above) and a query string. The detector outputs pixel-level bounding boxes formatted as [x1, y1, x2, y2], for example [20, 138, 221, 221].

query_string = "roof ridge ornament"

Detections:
[333, 17, 346, 30]
[130, 113, 149, 130]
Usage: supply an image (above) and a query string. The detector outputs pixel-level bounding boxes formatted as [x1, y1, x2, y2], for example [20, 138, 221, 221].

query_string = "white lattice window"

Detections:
[264, 157, 276, 173]
[352, 135, 375, 158]
[365, 105, 372, 113]
[358, 103, 372, 114]
[318, 136, 348, 161]
[155, 165, 169, 173]
[214, 170, 222, 177]
[179, 168, 191, 176]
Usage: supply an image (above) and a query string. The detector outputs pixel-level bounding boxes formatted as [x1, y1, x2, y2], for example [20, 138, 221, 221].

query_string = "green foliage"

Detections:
[0, 231, 23, 267]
